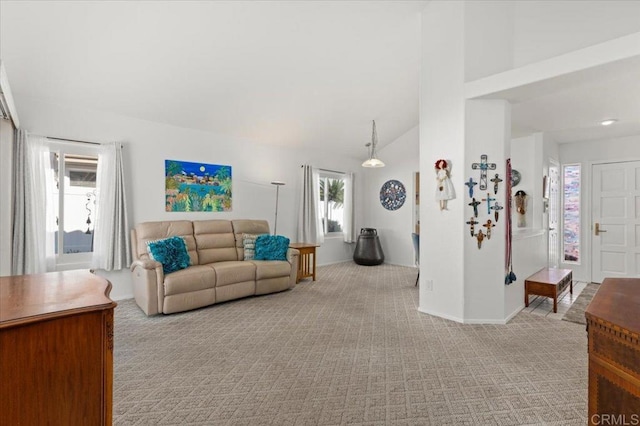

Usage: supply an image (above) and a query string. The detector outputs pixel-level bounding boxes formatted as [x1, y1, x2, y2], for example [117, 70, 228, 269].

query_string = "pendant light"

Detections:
[362, 120, 385, 168]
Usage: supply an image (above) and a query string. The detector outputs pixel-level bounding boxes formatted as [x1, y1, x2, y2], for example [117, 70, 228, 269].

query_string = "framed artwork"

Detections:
[165, 160, 232, 212]
[380, 179, 406, 211]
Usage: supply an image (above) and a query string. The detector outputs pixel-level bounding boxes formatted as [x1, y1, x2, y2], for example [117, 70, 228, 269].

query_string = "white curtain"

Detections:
[342, 172, 356, 243]
[12, 131, 53, 274]
[297, 165, 324, 245]
[92, 142, 131, 271]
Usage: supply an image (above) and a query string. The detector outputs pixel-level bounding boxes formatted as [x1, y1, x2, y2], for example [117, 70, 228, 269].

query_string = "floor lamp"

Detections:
[271, 181, 285, 235]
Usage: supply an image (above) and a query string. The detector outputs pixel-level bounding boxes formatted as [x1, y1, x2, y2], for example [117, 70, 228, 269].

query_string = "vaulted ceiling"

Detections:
[0, 1, 425, 159]
[1, 1, 638, 159]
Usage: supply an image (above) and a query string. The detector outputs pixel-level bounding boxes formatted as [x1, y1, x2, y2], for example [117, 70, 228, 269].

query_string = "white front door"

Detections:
[548, 161, 560, 268]
[591, 161, 640, 283]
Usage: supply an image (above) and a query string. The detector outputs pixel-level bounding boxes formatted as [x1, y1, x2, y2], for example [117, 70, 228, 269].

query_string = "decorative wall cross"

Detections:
[490, 174, 502, 195]
[466, 217, 478, 237]
[475, 230, 485, 249]
[468, 198, 480, 218]
[483, 219, 495, 239]
[482, 192, 496, 215]
[491, 202, 503, 222]
[471, 154, 497, 190]
[464, 177, 477, 198]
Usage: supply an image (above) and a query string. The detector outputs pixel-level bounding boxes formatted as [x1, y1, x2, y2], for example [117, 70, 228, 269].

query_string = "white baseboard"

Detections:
[417, 306, 464, 324]
[419, 305, 524, 325]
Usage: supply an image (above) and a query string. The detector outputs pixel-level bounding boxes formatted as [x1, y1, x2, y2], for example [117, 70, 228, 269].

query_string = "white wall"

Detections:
[463, 100, 510, 323]
[464, 1, 514, 82]
[363, 125, 419, 267]
[419, 1, 466, 322]
[509, 232, 547, 316]
[14, 96, 365, 299]
[506, 132, 558, 317]
[0, 118, 13, 276]
[559, 134, 640, 282]
[512, 1, 640, 68]
[464, 1, 640, 81]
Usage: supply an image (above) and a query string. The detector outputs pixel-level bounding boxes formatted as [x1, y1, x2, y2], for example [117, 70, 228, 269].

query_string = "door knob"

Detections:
[595, 223, 607, 236]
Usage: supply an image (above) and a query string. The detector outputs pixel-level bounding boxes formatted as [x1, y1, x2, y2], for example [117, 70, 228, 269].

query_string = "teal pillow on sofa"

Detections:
[254, 235, 290, 261]
[146, 236, 190, 274]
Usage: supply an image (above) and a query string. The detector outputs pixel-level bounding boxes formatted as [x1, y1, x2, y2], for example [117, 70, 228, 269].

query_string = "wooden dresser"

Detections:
[0, 270, 117, 425]
[585, 278, 640, 425]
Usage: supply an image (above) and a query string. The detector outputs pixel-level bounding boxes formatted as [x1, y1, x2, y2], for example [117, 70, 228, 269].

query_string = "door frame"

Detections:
[547, 159, 560, 268]
[589, 158, 640, 283]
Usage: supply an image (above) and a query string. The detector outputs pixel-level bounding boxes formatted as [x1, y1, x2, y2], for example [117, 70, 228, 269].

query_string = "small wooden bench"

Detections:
[524, 268, 573, 313]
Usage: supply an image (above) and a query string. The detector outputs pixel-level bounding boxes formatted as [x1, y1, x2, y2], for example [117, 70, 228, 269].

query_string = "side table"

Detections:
[289, 242, 319, 283]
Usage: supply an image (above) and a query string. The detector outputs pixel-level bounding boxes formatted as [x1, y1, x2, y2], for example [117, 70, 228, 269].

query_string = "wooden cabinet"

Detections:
[0, 270, 116, 425]
[585, 278, 640, 425]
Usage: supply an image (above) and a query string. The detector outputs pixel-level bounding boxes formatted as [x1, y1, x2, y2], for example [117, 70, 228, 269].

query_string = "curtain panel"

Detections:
[297, 165, 324, 245]
[92, 142, 131, 271]
[11, 131, 52, 274]
[342, 172, 356, 243]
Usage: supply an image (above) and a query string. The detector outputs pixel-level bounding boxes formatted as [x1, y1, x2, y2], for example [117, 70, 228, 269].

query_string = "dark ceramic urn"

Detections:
[353, 228, 384, 266]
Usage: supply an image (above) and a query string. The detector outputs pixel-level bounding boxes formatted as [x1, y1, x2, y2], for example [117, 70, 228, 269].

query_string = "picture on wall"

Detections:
[165, 160, 232, 212]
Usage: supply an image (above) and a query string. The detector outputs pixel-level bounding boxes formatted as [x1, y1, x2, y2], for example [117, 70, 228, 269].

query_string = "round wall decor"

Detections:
[511, 169, 522, 187]
[379, 179, 406, 211]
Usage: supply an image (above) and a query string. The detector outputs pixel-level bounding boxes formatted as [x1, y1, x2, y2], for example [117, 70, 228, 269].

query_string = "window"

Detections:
[48, 144, 100, 269]
[318, 173, 345, 236]
[562, 164, 580, 263]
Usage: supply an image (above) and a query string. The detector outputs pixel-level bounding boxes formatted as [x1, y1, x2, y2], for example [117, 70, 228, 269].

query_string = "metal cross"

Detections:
[468, 198, 480, 218]
[471, 154, 497, 190]
[476, 230, 485, 249]
[464, 177, 477, 198]
[491, 202, 503, 222]
[466, 217, 479, 237]
[490, 173, 502, 195]
[483, 219, 495, 239]
[482, 192, 496, 215]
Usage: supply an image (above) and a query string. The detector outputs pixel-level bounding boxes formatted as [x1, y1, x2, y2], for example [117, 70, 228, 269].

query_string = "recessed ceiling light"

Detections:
[601, 119, 618, 126]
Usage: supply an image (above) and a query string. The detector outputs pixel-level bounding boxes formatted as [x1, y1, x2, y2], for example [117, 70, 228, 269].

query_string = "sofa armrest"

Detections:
[130, 258, 162, 271]
[130, 259, 165, 315]
[287, 248, 300, 289]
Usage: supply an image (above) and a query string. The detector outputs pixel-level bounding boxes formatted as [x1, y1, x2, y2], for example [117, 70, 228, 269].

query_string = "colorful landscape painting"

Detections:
[165, 160, 232, 212]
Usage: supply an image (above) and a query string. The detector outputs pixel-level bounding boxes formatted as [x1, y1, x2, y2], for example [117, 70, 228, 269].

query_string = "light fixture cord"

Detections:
[371, 120, 378, 159]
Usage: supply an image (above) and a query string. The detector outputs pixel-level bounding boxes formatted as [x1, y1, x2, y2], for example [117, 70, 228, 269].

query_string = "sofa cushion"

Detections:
[255, 235, 290, 261]
[147, 236, 191, 274]
[210, 261, 256, 286]
[250, 260, 292, 280]
[193, 220, 238, 264]
[231, 220, 270, 260]
[163, 265, 216, 296]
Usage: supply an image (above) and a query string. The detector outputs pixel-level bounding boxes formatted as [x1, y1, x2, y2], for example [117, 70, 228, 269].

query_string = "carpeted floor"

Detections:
[113, 262, 588, 425]
[562, 283, 599, 325]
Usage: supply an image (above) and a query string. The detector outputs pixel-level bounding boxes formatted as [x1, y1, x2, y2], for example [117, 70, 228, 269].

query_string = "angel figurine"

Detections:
[435, 159, 455, 210]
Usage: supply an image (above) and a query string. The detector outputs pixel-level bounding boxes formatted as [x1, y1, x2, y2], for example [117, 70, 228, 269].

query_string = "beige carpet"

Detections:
[562, 283, 599, 325]
[114, 262, 588, 425]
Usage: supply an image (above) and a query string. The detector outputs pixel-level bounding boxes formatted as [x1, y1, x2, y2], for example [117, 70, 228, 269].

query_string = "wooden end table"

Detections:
[524, 268, 573, 313]
[289, 243, 319, 283]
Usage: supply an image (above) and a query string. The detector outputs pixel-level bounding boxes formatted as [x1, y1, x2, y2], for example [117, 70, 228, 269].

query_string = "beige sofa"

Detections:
[130, 219, 299, 315]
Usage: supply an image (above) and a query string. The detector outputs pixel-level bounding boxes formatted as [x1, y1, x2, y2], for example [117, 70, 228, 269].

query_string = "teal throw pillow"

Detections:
[254, 235, 290, 261]
[146, 236, 190, 274]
